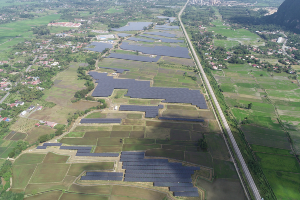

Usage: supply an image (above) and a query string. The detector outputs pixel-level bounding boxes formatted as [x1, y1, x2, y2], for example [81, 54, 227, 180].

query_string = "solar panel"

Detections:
[124, 177, 192, 182]
[86, 172, 123, 177]
[119, 105, 163, 118]
[118, 33, 132, 37]
[123, 161, 179, 166]
[121, 151, 145, 155]
[60, 146, 92, 150]
[159, 117, 205, 122]
[125, 174, 192, 178]
[36, 146, 47, 149]
[89, 72, 208, 109]
[144, 32, 177, 38]
[120, 154, 145, 158]
[98, 67, 129, 73]
[80, 118, 122, 124]
[125, 170, 195, 174]
[173, 191, 199, 197]
[112, 22, 153, 31]
[127, 37, 155, 43]
[122, 159, 169, 164]
[43, 143, 62, 146]
[153, 182, 193, 187]
[76, 153, 119, 157]
[120, 42, 190, 58]
[140, 35, 183, 43]
[107, 53, 161, 63]
[155, 25, 179, 30]
[85, 42, 113, 52]
[169, 187, 198, 192]
[123, 165, 199, 170]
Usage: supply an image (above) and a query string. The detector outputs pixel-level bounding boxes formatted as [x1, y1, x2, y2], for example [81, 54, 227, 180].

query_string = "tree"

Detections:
[248, 103, 253, 109]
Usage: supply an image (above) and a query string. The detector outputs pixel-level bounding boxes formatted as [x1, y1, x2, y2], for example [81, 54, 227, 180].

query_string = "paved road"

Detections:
[178, 1, 262, 200]
[0, 92, 10, 104]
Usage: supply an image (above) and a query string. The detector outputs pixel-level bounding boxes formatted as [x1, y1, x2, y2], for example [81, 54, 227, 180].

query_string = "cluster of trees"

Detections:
[197, 135, 207, 151]
[162, 9, 176, 17]
[38, 125, 66, 143]
[32, 26, 50, 36]
[8, 141, 28, 158]
[182, 5, 214, 26]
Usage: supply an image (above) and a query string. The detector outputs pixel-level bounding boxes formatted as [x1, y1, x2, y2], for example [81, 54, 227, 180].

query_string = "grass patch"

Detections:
[251, 145, 292, 156]
[145, 149, 184, 160]
[43, 152, 69, 163]
[64, 132, 85, 138]
[30, 164, 70, 183]
[12, 164, 36, 189]
[122, 144, 161, 151]
[14, 154, 45, 165]
[124, 138, 155, 144]
[69, 184, 112, 195]
[111, 185, 166, 200]
[68, 162, 114, 176]
[85, 112, 106, 119]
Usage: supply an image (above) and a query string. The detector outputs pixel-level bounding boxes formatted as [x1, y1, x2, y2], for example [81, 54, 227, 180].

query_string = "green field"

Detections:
[105, 7, 124, 14]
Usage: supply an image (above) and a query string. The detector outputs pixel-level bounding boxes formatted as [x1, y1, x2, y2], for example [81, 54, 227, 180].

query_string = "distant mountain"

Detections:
[269, 0, 300, 32]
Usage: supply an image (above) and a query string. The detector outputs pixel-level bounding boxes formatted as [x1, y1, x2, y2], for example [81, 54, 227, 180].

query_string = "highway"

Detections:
[178, 1, 262, 200]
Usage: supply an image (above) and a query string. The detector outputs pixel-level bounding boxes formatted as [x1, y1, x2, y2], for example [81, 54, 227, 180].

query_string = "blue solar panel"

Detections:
[144, 32, 177, 38]
[123, 165, 199, 170]
[140, 35, 183, 43]
[169, 187, 198, 192]
[125, 170, 195, 174]
[120, 42, 190, 58]
[154, 182, 193, 187]
[98, 67, 129, 73]
[80, 118, 122, 124]
[123, 161, 179, 166]
[120, 154, 145, 158]
[107, 53, 161, 62]
[155, 25, 179, 30]
[76, 153, 119, 157]
[85, 42, 113, 52]
[124, 177, 192, 182]
[119, 105, 163, 118]
[118, 33, 132, 37]
[159, 117, 205, 122]
[125, 174, 192, 178]
[89, 72, 208, 109]
[36, 146, 47, 149]
[127, 37, 155, 43]
[173, 191, 199, 197]
[43, 143, 62, 146]
[121, 151, 145, 155]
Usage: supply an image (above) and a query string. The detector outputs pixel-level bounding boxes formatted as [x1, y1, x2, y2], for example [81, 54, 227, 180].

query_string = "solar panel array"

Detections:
[127, 37, 155, 43]
[80, 118, 122, 124]
[89, 72, 208, 109]
[81, 172, 123, 181]
[98, 67, 130, 73]
[85, 42, 113, 52]
[118, 33, 132, 37]
[43, 143, 62, 146]
[107, 53, 161, 62]
[140, 35, 183, 43]
[159, 117, 205, 122]
[144, 32, 177, 38]
[112, 22, 153, 31]
[155, 25, 180, 30]
[119, 105, 163, 118]
[120, 42, 190, 58]
[36, 146, 47, 149]
[121, 151, 199, 197]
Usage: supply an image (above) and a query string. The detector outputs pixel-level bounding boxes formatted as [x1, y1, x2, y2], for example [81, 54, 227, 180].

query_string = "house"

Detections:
[45, 121, 57, 128]
[28, 105, 35, 110]
[37, 106, 43, 111]
[21, 111, 27, 116]
[15, 101, 24, 106]
[35, 123, 40, 127]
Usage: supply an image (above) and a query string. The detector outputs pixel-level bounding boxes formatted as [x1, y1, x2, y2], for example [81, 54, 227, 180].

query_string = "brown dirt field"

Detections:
[60, 138, 97, 145]
[162, 109, 200, 118]
[26, 126, 56, 144]
[170, 129, 190, 140]
[132, 126, 145, 131]
[5, 131, 16, 140]
[60, 193, 108, 200]
[110, 131, 130, 137]
[69, 184, 112, 195]
[84, 131, 111, 138]
[166, 105, 196, 110]
[25, 191, 62, 200]
[112, 125, 132, 131]
[198, 110, 216, 119]
[185, 152, 213, 167]
[190, 131, 203, 141]
[146, 149, 184, 160]
[43, 152, 69, 163]
[97, 138, 123, 146]
[129, 131, 145, 138]
[193, 124, 211, 133]
[66, 100, 99, 111]
[10, 132, 27, 140]
[123, 119, 145, 126]
[110, 196, 142, 200]
[162, 56, 195, 66]
[162, 145, 186, 151]
[67, 162, 114, 176]
[111, 185, 167, 200]
[107, 113, 128, 118]
[29, 105, 76, 124]
[30, 163, 70, 183]
[145, 127, 170, 139]
[146, 121, 193, 130]
[196, 178, 247, 200]
[95, 146, 122, 153]
[74, 126, 112, 132]
[10, 118, 39, 133]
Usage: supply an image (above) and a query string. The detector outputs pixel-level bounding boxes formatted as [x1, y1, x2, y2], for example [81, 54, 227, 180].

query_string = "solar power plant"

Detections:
[121, 151, 145, 155]
[127, 37, 155, 43]
[119, 105, 163, 118]
[156, 16, 176, 23]
[120, 42, 190, 58]
[123, 161, 180, 166]
[144, 32, 177, 38]
[107, 53, 161, 62]
[85, 42, 113, 52]
[80, 118, 122, 124]
[36, 146, 47, 149]
[173, 192, 199, 197]
[123, 165, 199, 170]
[43, 143, 62, 146]
[60, 146, 92, 150]
[86, 172, 123, 176]
[112, 22, 153, 31]
[98, 67, 129, 74]
[170, 187, 198, 192]
[154, 182, 193, 187]
[76, 150, 91, 153]
[125, 174, 192, 178]
[76, 153, 119, 157]
[159, 117, 205, 122]
[81, 176, 123, 181]
[155, 25, 180, 30]
[140, 35, 183, 43]
[125, 170, 195, 174]
[124, 177, 192, 182]
[89, 72, 208, 109]
[118, 33, 132, 37]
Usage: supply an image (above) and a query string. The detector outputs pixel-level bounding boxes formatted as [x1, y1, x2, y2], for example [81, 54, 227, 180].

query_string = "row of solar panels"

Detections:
[125, 173, 192, 178]
[125, 170, 195, 174]
[155, 25, 179, 30]
[120, 42, 190, 59]
[85, 42, 113, 52]
[122, 165, 200, 170]
[144, 32, 177, 38]
[119, 105, 163, 118]
[140, 35, 183, 43]
[159, 117, 205, 122]
[80, 118, 122, 124]
[89, 72, 208, 109]
[98, 67, 129, 74]
[127, 37, 154, 43]
[124, 177, 192, 182]
[107, 53, 161, 63]
[154, 182, 193, 187]
[76, 153, 119, 157]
